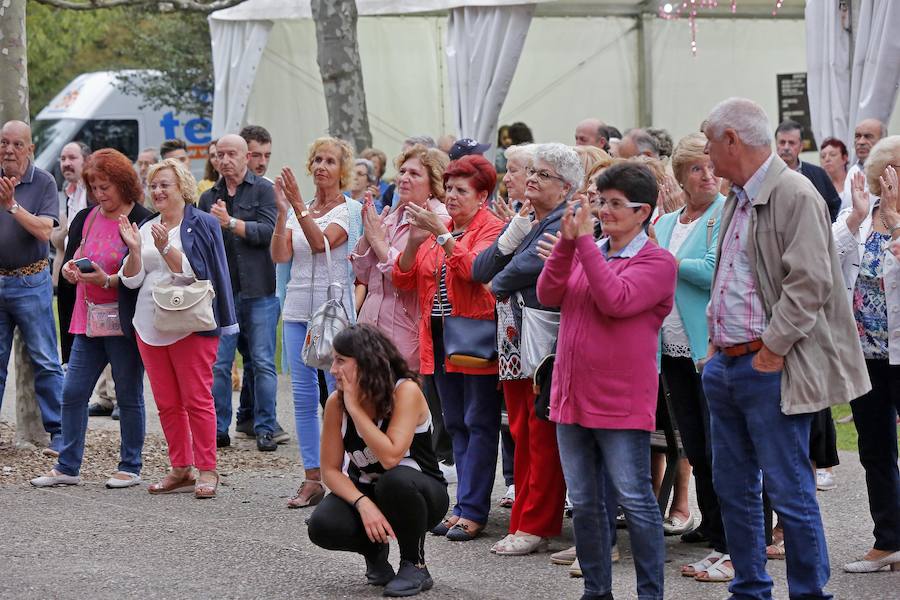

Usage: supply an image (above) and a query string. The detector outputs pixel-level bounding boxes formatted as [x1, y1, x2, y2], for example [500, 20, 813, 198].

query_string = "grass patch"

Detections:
[831, 402, 900, 453]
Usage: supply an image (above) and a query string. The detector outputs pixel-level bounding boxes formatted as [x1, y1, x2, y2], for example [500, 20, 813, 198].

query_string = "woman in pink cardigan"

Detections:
[537, 162, 676, 600]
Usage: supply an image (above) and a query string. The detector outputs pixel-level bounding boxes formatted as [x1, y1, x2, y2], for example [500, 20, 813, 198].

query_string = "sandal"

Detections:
[431, 516, 459, 537]
[681, 550, 724, 577]
[287, 479, 325, 508]
[492, 533, 549, 556]
[695, 554, 734, 582]
[148, 470, 195, 495]
[766, 539, 785, 560]
[195, 471, 219, 499]
[446, 519, 484, 542]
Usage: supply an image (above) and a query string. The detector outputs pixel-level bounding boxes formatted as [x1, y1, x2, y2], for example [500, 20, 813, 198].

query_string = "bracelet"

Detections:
[162, 243, 172, 256]
[103, 275, 111, 289]
[352, 494, 367, 509]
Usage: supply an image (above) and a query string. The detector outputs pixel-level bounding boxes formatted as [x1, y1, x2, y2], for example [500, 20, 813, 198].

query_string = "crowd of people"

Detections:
[1, 94, 898, 599]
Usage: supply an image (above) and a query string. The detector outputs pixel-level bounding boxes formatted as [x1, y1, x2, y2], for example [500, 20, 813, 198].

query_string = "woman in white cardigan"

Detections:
[831, 135, 900, 574]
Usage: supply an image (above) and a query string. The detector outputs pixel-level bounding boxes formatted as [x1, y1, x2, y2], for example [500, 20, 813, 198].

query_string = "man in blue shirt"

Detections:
[0, 120, 63, 454]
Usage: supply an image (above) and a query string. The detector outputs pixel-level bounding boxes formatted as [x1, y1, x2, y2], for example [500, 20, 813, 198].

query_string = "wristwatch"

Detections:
[296, 209, 310, 220]
[228, 217, 237, 230]
[103, 275, 112, 289]
[7, 201, 19, 214]
[435, 231, 453, 246]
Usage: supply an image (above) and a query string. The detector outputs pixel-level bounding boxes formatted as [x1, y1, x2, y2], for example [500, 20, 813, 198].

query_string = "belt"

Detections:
[721, 339, 763, 358]
[0, 258, 49, 277]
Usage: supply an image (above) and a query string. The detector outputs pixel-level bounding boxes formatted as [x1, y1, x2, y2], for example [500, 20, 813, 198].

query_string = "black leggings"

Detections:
[307, 466, 449, 564]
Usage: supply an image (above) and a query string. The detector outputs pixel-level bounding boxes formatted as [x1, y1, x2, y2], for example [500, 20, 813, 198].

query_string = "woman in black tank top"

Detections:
[307, 325, 449, 598]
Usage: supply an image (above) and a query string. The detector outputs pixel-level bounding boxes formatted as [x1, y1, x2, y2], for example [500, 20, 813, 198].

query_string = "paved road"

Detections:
[1, 374, 897, 599]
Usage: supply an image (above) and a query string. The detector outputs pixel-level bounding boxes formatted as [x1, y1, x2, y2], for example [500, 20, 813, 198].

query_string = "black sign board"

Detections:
[777, 72, 817, 152]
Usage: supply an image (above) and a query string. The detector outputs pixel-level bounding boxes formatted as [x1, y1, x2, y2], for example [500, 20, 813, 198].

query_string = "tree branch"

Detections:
[32, 0, 246, 12]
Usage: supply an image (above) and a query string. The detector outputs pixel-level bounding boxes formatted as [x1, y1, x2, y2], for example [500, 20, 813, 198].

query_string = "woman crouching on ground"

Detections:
[307, 325, 449, 597]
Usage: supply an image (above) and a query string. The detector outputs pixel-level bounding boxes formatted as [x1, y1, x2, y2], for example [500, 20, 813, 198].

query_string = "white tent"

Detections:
[209, 0, 899, 181]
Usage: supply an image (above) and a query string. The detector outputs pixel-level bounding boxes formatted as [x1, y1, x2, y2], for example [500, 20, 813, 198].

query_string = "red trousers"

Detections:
[137, 333, 219, 471]
[505, 378, 567, 537]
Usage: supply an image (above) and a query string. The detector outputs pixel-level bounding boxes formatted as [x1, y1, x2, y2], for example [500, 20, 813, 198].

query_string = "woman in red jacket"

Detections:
[393, 155, 505, 541]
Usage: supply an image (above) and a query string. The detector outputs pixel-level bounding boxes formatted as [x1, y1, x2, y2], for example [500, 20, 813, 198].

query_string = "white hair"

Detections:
[534, 143, 584, 199]
[705, 97, 772, 148]
[504, 143, 536, 163]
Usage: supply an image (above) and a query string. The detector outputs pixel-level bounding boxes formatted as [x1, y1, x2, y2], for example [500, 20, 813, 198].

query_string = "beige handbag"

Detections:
[151, 278, 217, 333]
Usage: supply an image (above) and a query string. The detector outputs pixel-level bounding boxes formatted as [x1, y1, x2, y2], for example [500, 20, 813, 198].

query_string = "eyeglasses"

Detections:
[0, 139, 28, 151]
[526, 167, 565, 184]
[595, 198, 645, 211]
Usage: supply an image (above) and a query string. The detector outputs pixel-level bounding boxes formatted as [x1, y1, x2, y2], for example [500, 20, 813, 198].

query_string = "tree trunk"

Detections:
[311, 0, 372, 153]
[0, 0, 29, 123]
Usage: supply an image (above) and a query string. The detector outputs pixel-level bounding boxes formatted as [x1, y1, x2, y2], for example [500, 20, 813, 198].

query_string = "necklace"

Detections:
[311, 192, 344, 215]
[680, 202, 711, 224]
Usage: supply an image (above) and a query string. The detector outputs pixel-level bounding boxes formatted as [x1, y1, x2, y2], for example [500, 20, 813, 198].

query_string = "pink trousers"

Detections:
[136, 333, 219, 471]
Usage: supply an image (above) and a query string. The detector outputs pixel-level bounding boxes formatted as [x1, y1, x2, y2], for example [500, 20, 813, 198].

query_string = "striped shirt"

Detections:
[708, 155, 773, 347]
[431, 230, 466, 317]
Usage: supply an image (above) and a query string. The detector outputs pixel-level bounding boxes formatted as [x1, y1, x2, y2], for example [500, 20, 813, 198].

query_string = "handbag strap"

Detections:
[77, 206, 102, 255]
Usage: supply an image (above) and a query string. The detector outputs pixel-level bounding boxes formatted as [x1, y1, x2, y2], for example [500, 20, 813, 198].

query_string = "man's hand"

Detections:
[752, 343, 784, 373]
[210, 200, 231, 228]
[0, 176, 18, 209]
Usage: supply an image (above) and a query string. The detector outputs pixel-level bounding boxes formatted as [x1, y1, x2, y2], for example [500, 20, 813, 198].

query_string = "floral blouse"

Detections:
[853, 229, 891, 359]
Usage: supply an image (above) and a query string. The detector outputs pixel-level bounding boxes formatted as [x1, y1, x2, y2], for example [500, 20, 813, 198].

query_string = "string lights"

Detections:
[658, 1, 787, 55]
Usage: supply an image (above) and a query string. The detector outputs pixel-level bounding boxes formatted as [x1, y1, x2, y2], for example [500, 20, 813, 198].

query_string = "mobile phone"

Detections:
[74, 257, 95, 273]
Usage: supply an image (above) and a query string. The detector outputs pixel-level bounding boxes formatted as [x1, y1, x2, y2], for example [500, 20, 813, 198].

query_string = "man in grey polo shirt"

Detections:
[0, 120, 63, 453]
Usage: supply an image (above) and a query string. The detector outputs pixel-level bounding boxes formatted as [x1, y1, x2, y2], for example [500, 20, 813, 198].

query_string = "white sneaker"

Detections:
[439, 461, 457, 484]
[30, 469, 80, 487]
[816, 469, 836, 491]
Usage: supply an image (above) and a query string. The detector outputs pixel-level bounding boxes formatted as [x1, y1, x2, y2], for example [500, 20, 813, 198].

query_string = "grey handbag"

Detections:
[516, 291, 560, 378]
[151, 278, 217, 333]
[301, 238, 350, 369]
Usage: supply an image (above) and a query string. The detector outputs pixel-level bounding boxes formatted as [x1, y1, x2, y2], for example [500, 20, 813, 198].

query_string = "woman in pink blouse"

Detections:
[351, 145, 449, 370]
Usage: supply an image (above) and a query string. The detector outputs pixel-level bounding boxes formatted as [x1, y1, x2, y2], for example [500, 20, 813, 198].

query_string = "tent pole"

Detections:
[636, 5, 654, 128]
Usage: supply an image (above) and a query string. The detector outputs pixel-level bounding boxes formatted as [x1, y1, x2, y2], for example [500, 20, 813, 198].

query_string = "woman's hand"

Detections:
[281, 167, 307, 213]
[560, 202, 578, 240]
[150, 223, 169, 253]
[851, 170, 870, 221]
[357, 496, 396, 544]
[405, 202, 448, 237]
[536, 232, 559, 261]
[363, 194, 388, 243]
[658, 174, 685, 215]
[274, 176, 291, 215]
[491, 196, 516, 223]
[118, 216, 141, 252]
[61, 260, 80, 285]
[78, 263, 110, 288]
[879, 166, 899, 232]
[573, 196, 594, 238]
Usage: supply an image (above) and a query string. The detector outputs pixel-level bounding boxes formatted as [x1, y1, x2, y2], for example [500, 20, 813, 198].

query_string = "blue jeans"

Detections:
[702, 352, 831, 600]
[283, 321, 335, 469]
[56, 334, 145, 476]
[211, 294, 280, 435]
[0, 268, 62, 440]
[556, 424, 664, 600]
[430, 320, 500, 525]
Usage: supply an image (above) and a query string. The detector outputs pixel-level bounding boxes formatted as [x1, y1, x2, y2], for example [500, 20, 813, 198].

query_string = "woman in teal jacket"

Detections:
[654, 133, 731, 583]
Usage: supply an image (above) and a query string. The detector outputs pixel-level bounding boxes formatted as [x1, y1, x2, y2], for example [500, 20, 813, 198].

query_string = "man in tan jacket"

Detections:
[700, 97, 869, 599]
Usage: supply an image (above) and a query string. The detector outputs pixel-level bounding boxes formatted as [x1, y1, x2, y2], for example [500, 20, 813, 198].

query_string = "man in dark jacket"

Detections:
[775, 120, 841, 222]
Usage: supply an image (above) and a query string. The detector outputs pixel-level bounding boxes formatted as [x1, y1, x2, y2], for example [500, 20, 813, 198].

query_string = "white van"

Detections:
[33, 70, 212, 182]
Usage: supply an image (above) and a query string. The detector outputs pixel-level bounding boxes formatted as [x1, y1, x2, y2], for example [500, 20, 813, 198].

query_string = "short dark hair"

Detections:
[239, 125, 272, 146]
[159, 138, 187, 158]
[599, 125, 622, 141]
[507, 122, 534, 145]
[594, 162, 658, 226]
[820, 136, 848, 158]
[775, 120, 803, 137]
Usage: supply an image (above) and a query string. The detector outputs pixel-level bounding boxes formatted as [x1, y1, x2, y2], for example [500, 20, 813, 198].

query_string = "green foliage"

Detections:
[26, 1, 212, 119]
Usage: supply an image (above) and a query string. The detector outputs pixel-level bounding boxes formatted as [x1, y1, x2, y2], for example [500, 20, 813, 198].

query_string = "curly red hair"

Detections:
[82, 148, 144, 205]
[443, 154, 497, 196]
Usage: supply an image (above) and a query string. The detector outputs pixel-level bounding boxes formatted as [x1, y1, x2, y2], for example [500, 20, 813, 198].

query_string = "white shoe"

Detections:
[439, 461, 457, 484]
[105, 471, 142, 489]
[567, 545, 618, 577]
[30, 469, 80, 487]
[499, 484, 515, 507]
[663, 512, 695, 535]
[843, 550, 900, 573]
[816, 469, 836, 491]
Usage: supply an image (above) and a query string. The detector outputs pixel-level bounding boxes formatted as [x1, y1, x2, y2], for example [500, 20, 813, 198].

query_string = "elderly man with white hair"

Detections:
[700, 98, 869, 599]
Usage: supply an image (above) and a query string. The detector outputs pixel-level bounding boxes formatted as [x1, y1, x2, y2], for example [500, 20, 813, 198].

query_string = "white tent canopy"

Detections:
[209, 0, 898, 183]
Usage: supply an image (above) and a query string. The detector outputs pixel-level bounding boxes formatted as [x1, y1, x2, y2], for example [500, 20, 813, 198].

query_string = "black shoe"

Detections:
[383, 560, 433, 597]
[680, 528, 711, 544]
[580, 593, 613, 600]
[88, 403, 113, 417]
[236, 420, 255, 438]
[272, 424, 290, 444]
[216, 432, 231, 448]
[365, 544, 394, 586]
[110, 406, 119, 421]
[256, 432, 277, 452]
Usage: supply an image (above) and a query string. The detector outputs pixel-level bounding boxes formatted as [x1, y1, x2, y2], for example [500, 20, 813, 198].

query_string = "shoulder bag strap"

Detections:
[77, 206, 102, 255]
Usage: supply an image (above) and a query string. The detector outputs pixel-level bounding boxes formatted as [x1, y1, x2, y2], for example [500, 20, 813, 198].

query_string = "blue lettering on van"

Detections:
[184, 118, 211, 144]
[159, 112, 212, 145]
[160, 112, 181, 140]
